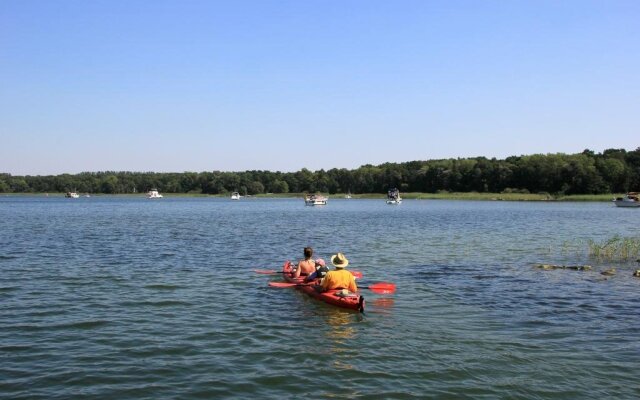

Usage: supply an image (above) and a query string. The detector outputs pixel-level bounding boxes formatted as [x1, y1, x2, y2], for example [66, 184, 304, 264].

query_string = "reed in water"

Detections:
[588, 235, 640, 261]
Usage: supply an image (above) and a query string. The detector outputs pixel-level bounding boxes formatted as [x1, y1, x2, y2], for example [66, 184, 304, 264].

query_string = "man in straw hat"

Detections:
[319, 252, 358, 293]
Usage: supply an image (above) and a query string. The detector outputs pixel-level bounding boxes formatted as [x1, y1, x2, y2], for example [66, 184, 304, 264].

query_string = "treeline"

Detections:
[2, 148, 639, 195]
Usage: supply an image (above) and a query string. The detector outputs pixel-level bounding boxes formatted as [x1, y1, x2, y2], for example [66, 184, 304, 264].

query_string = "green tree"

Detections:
[0, 179, 10, 192]
[270, 179, 289, 193]
[295, 168, 315, 192]
[597, 157, 626, 192]
[246, 181, 264, 195]
[101, 175, 119, 194]
[10, 178, 30, 192]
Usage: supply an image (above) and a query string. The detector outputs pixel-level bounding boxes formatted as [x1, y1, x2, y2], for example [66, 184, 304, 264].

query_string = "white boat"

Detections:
[386, 188, 402, 205]
[613, 192, 640, 208]
[147, 189, 163, 199]
[65, 191, 79, 199]
[305, 194, 328, 206]
[345, 191, 352, 199]
[231, 192, 241, 200]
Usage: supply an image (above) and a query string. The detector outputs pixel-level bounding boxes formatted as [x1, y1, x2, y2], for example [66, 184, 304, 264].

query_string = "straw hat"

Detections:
[330, 253, 349, 268]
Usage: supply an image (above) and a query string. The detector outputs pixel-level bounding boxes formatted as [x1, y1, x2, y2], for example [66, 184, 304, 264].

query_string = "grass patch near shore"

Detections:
[555, 194, 617, 202]
[403, 192, 550, 201]
[588, 236, 640, 262]
[334, 192, 616, 201]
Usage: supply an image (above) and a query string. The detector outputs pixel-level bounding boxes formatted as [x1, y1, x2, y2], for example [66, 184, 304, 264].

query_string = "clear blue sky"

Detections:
[1, 0, 639, 175]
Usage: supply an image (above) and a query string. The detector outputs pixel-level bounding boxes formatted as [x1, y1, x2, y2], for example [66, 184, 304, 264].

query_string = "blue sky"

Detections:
[1, 0, 638, 175]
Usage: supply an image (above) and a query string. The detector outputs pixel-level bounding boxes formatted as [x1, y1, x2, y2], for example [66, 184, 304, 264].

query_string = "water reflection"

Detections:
[322, 310, 359, 343]
[371, 297, 395, 309]
[317, 310, 363, 371]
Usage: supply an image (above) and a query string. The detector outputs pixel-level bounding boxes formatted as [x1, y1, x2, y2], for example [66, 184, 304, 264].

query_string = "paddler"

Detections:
[319, 252, 358, 293]
[293, 247, 316, 278]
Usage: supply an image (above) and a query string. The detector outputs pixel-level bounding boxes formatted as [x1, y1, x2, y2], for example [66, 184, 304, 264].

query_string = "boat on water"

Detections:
[304, 194, 328, 206]
[65, 191, 79, 199]
[613, 192, 640, 208]
[231, 191, 241, 200]
[386, 188, 402, 205]
[345, 191, 352, 199]
[280, 261, 364, 312]
[147, 189, 163, 199]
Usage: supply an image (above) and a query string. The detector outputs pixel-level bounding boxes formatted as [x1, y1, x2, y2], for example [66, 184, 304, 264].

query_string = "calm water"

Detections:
[1, 196, 639, 399]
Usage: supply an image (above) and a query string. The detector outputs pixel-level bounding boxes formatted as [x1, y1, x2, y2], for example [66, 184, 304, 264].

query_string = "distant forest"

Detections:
[2, 148, 639, 195]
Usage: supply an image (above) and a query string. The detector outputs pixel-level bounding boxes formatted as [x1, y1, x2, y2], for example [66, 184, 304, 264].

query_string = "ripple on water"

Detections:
[143, 284, 183, 290]
[118, 300, 192, 307]
[5, 320, 111, 332]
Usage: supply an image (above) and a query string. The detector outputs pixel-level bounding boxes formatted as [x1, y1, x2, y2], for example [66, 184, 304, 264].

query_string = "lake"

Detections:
[1, 196, 639, 399]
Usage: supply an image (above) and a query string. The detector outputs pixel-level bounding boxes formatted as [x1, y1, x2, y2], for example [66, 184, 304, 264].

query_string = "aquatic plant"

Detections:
[587, 236, 640, 261]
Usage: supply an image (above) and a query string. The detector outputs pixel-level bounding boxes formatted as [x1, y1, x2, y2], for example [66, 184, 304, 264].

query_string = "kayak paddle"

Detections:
[267, 281, 395, 294]
[364, 282, 396, 294]
[255, 269, 363, 279]
[268, 281, 312, 288]
[254, 269, 284, 275]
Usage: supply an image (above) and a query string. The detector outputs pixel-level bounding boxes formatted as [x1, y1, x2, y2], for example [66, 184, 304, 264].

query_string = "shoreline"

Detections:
[2, 192, 620, 202]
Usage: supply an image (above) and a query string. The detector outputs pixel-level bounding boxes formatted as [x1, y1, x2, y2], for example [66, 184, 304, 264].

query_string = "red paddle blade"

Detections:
[365, 282, 396, 294]
[350, 271, 363, 279]
[268, 282, 298, 288]
[254, 269, 277, 274]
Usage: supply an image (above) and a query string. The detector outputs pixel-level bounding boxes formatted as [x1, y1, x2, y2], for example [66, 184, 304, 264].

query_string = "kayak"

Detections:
[282, 260, 365, 312]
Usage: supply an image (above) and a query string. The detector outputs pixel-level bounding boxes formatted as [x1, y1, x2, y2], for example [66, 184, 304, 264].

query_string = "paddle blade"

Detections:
[350, 271, 363, 279]
[254, 269, 277, 275]
[268, 282, 298, 288]
[365, 282, 396, 294]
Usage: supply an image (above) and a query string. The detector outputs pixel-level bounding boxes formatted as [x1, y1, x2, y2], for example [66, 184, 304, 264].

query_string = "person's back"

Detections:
[321, 269, 358, 292]
[296, 259, 315, 276]
[294, 246, 315, 278]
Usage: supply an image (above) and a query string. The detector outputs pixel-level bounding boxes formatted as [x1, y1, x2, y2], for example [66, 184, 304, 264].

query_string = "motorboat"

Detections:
[147, 189, 163, 199]
[304, 194, 328, 206]
[613, 192, 640, 207]
[65, 191, 79, 199]
[231, 191, 241, 200]
[386, 188, 402, 205]
[345, 191, 352, 199]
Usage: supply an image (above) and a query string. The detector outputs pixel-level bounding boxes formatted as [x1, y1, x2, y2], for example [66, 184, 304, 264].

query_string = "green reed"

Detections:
[587, 235, 640, 261]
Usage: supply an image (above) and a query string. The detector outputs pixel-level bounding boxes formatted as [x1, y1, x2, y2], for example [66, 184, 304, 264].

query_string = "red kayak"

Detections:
[281, 260, 365, 312]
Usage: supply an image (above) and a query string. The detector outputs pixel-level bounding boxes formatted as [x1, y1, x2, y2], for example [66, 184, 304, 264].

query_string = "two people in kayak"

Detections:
[294, 248, 358, 293]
